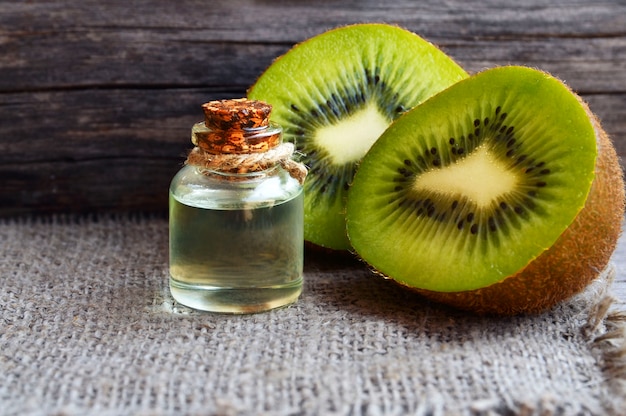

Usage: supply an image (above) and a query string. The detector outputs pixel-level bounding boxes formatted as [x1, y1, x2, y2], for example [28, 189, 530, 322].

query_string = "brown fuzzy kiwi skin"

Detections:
[413, 100, 625, 316]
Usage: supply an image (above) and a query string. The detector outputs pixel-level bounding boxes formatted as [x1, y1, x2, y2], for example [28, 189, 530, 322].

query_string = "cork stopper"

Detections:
[203, 98, 271, 130]
[192, 98, 282, 154]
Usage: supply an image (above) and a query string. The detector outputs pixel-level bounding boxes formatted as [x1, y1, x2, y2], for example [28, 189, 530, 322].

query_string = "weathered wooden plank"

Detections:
[4, 0, 625, 40]
[3, 89, 623, 162]
[3, 91, 623, 162]
[3, 33, 625, 95]
[1, 89, 623, 216]
[0, 88, 231, 214]
[0, 159, 176, 216]
[0, 88, 215, 162]
[2, 1, 625, 92]
[1, 0, 624, 216]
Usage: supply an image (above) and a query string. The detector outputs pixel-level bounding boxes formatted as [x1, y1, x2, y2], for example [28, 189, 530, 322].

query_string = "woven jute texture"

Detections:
[1, 215, 625, 416]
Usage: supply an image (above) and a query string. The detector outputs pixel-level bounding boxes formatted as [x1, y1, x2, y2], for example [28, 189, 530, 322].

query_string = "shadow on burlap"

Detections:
[1, 215, 624, 415]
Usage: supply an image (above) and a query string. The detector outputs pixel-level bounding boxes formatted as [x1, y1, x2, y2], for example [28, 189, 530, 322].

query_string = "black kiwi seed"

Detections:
[449, 138, 455, 145]
[484, 117, 490, 126]
[433, 159, 441, 167]
[488, 217, 496, 232]
[495, 106, 502, 115]
[451, 200, 459, 210]
[474, 119, 480, 127]
[499, 201, 508, 210]
[404, 159, 412, 166]
[536, 181, 547, 187]
[466, 212, 474, 222]
[327, 100, 340, 117]
[540, 168, 550, 175]
[291, 104, 300, 112]
[470, 224, 479, 234]
[430, 147, 438, 155]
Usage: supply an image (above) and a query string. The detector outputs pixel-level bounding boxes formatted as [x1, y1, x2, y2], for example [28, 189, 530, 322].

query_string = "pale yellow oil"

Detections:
[169, 191, 304, 313]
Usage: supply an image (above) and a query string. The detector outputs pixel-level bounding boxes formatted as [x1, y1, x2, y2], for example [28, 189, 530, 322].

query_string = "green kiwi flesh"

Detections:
[346, 66, 598, 292]
[248, 23, 468, 250]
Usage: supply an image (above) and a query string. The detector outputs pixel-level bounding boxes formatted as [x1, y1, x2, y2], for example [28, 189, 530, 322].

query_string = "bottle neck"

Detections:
[196, 163, 281, 180]
[191, 122, 282, 155]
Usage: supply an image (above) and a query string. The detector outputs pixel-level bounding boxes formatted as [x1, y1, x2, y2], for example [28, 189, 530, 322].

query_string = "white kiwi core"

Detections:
[314, 102, 390, 165]
[412, 145, 518, 207]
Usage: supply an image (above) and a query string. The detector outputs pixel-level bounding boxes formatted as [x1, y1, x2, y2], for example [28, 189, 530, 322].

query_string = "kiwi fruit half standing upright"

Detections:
[346, 66, 625, 315]
[248, 23, 468, 250]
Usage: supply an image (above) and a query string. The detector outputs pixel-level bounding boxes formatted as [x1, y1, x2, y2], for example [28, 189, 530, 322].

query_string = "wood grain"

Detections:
[1, 0, 625, 216]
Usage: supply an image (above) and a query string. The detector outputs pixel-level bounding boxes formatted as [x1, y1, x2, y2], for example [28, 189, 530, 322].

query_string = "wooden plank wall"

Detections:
[1, 0, 625, 216]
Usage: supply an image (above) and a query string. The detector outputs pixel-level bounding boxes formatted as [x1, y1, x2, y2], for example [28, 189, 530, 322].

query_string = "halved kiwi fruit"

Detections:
[248, 23, 468, 250]
[346, 66, 625, 315]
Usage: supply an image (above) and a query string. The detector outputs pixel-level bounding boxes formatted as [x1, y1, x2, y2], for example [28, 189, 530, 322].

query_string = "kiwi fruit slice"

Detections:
[346, 66, 625, 315]
[248, 23, 468, 250]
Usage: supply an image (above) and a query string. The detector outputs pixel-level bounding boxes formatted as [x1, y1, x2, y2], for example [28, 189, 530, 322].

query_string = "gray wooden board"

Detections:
[1, 0, 625, 215]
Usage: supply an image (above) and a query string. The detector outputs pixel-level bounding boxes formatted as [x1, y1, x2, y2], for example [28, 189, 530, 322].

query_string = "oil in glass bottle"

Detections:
[169, 99, 307, 313]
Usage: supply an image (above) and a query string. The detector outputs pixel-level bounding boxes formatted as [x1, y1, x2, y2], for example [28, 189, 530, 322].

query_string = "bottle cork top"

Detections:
[202, 98, 272, 131]
[193, 98, 281, 154]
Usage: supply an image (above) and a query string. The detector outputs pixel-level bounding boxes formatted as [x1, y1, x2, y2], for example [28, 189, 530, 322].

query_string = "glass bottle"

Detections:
[169, 98, 306, 313]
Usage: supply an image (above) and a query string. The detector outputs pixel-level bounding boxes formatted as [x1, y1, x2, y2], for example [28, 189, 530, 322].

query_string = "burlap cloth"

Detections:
[1, 215, 625, 415]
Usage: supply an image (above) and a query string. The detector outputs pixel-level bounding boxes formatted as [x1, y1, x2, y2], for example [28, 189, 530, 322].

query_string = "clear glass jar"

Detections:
[169, 99, 305, 313]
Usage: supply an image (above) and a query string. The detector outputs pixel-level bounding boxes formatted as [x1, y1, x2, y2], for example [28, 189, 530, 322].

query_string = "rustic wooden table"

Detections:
[1, 1, 624, 304]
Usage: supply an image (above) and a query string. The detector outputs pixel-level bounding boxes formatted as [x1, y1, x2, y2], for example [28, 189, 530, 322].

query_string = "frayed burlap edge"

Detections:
[582, 265, 626, 413]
